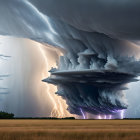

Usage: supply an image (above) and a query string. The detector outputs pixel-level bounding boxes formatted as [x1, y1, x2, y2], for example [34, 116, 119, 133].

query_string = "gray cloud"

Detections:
[0, 54, 11, 60]
[30, 0, 140, 40]
[1, 0, 140, 117]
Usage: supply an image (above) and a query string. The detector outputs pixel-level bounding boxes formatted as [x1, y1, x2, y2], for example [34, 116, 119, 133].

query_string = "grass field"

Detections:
[0, 120, 139, 140]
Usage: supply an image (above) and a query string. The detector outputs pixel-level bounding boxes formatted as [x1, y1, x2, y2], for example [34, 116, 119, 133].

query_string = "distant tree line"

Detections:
[0, 111, 14, 119]
[0, 111, 75, 119]
[1, 112, 140, 120]
[15, 117, 75, 120]
[124, 118, 140, 120]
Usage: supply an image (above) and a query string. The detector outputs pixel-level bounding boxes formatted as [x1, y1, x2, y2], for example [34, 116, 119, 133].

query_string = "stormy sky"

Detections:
[1, 0, 140, 118]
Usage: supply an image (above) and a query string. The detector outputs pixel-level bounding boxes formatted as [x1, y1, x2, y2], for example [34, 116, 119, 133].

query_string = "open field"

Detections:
[0, 120, 140, 140]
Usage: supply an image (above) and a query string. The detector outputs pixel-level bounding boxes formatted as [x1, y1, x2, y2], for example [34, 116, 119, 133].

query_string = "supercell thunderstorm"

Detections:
[1, 0, 140, 118]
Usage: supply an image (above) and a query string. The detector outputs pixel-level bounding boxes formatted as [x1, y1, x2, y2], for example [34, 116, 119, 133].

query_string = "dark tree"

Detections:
[0, 111, 14, 119]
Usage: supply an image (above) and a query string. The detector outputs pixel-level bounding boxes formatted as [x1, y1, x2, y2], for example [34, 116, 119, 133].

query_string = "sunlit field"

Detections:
[0, 120, 140, 140]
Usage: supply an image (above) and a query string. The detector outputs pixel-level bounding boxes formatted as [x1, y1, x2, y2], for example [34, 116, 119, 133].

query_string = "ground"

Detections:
[0, 120, 139, 140]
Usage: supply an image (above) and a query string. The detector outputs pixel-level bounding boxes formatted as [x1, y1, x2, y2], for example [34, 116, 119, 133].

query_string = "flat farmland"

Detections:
[0, 120, 139, 140]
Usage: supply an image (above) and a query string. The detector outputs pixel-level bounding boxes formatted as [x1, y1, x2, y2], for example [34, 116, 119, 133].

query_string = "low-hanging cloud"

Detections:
[0, 54, 11, 60]
[1, 0, 140, 117]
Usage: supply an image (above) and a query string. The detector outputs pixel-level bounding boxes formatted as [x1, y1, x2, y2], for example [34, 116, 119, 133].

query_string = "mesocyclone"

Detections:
[1, 0, 140, 118]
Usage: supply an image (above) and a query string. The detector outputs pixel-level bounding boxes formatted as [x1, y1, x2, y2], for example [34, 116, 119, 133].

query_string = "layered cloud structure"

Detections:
[1, 0, 140, 116]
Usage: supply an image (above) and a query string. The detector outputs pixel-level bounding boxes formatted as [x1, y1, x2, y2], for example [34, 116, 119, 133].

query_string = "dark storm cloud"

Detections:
[30, 0, 140, 40]
[1, 0, 140, 115]
[43, 70, 137, 115]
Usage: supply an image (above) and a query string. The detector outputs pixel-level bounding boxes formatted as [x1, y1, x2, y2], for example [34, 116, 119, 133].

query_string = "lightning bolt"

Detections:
[120, 110, 125, 119]
[109, 115, 112, 119]
[38, 43, 73, 118]
[98, 115, 101, 119]
[38, 44, 61, 117]
[80, 108, 86, 119]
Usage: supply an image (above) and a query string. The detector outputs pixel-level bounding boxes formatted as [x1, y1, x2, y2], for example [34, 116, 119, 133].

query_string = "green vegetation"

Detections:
[0, 111, 14, 119]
